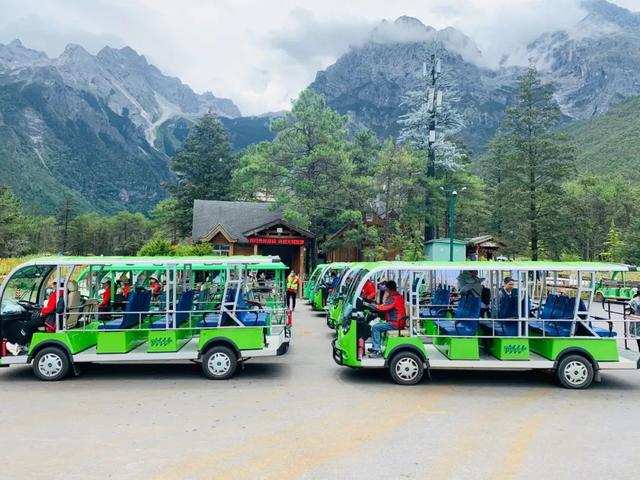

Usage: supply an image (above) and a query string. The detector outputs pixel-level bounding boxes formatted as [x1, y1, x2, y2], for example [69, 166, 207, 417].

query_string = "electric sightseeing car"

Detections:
[332, 261, 640, 388]
[0, 256, 290, 381]
[309, 262, 351, 311]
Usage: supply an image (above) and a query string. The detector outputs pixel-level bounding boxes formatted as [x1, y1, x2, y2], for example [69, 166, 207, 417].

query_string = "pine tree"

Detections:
[398, 44, 466, 172]
[166, 112, 235, 237]
[601, 221, 625, 263]
[482, 66, 576, 260]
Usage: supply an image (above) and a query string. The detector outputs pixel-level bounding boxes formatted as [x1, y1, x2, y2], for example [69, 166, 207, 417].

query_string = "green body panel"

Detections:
[198, 327, 264, 351]
[313, 290, 323, 311]
[29, 328, 99, 355]
[487, 338, 530, 360]
[337, 321, 360, 367]
[329, 299, 343, 327]
[423, 320, 438, 336]
[529, 338, 619, 362]
[383, 336, 427, 359]
[147, 329, 192, 353]
[97, 329, 147, 353]
[434, 336, 480, 360]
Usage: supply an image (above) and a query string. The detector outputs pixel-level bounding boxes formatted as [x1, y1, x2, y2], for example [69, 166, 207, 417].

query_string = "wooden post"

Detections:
[229, 242, 235, 255]
[253, 244, 258, 255]
[299, 245, 305, 296]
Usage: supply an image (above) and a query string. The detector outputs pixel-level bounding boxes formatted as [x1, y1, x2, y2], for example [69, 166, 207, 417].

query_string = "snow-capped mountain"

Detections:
[310, 0, 640, 151]
[0, 40, 240, 213]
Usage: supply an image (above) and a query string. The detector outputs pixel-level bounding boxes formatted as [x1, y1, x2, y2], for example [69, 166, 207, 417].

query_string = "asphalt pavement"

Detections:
[1, 303, 639, 480]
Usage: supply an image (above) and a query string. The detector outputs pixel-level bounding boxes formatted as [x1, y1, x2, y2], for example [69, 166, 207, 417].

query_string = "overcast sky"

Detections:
[0, 0, 637, 115]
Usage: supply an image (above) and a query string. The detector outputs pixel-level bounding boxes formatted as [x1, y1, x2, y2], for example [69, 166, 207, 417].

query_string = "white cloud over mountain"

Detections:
[0, 0, 636, 114]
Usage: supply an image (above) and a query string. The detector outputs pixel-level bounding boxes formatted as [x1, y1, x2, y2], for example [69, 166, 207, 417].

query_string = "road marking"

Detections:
[156, 389, 447, 480]
[424, 388, 549, 480]
[494, 414, 543, 480]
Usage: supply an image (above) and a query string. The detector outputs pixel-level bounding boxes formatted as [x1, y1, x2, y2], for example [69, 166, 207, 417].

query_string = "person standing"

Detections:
[286, 270, 300, 311]
[627, 290, 640, 351]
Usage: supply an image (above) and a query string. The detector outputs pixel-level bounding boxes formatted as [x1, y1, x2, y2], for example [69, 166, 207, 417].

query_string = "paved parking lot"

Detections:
[1, 303, 639, 479]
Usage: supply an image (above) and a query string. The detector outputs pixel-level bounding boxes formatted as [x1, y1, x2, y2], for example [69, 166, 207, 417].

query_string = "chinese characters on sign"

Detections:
[248, 237, 305, 246]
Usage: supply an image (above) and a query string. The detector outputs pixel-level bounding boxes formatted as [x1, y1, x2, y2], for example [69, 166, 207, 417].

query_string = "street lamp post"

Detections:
[442, 186, 466, 261]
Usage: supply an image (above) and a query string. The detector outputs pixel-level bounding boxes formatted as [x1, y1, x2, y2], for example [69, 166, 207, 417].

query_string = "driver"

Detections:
[5, 282, 62, 355]
[366, 280, 406, 357]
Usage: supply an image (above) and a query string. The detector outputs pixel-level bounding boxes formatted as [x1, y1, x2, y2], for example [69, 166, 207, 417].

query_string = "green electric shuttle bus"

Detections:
[309, 262, 350, 311]
[303, 265, 324, 300]
[332, 261, 640, 388]
[0, 256, 290, 381]
[325, 263, 358, 329]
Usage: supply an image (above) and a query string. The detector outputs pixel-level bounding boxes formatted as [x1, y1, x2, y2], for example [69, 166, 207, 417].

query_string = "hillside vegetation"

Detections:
[566, 95, 640, 175]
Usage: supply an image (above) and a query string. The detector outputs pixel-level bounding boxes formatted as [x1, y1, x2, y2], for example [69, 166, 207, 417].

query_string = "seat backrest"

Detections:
[498, 292, 518, 319]
[540, 293, 557, 320]
[433, 285, 450, 307]
[114, 291, 138, 329]
[175, 290, 195, 325]
[454, 292, 481, 332]
[66, 280, 82, 328]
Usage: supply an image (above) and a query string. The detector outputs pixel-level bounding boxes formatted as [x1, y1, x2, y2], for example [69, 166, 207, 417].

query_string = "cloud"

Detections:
[0, 0, 636, 114]
[0, 14, 126, 56]
[268, 8, 372, 63]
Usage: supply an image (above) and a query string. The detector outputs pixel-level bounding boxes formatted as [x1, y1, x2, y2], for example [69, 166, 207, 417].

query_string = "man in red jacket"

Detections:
[5, 282, 61, 355]
[368, 280, 406, 357]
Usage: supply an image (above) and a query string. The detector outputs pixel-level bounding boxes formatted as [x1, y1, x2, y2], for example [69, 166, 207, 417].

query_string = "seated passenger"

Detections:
[97, 279, 112, 319]
[5, 282, 62, 355]
[457, 270, 484, 297]
[367, 281, 406, 357]
[361, 279, 377, 302]
[497, 277, 518, 318]
[119, 275, 131, 299]
[149, 275, 162, 300]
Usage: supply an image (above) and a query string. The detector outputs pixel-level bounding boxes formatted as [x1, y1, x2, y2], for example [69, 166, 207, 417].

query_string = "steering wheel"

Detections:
[17, 300, 39, 310]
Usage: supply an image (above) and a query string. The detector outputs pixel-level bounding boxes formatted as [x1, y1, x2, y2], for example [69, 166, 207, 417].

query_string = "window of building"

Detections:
[212, 244, 230, 256]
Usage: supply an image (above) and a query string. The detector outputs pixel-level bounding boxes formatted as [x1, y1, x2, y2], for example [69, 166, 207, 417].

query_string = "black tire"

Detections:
[389, 351, 424, 385]
[33, 347, 71, 381]
[556, 354, 594, 389]
[201, 346, 237, 380]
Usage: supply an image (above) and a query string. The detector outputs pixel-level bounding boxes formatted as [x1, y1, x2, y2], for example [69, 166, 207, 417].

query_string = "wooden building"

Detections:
[191, 200, 315, 282]
[466, 235, 506, 260]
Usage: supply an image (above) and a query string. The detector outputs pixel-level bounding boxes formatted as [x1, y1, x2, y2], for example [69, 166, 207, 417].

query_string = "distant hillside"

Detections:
[565, 95, 640, 175]
[0, 40, 240, 213]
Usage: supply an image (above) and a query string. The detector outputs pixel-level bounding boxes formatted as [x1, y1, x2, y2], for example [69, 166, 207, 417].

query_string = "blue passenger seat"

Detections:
[438, 292, 481, 336]
[150, 290, 195, 329]
[529, 294, 576, 337]
[98, 290, 151, 330]
[419, 284, 451, 318]
[480, 290, 520, 336]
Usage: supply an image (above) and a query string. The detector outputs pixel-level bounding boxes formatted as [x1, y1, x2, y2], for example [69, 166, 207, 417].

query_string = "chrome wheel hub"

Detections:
[38, 353, 63, 378]
[396, 357, 419, 381]
[208, 352, 231, 376]
[564, 361, 588, 386]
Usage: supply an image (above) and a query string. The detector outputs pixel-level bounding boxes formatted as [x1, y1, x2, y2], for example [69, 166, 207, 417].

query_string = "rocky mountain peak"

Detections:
[0, 39, 48, 71]
[393, 16, 430, 30]
[97, 45, 150, 68]
[581, 0, 640, 29]
[57, 43, 95, 66]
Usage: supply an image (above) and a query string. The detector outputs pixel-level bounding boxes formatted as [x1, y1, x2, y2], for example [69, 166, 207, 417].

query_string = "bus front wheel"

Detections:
[389, 351, 424, 385]
[556, 354, 594, 389]
[33, 347, 71, 381]
[202, 346, 237, 380]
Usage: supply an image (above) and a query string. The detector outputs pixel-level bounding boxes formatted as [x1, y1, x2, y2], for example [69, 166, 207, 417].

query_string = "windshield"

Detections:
[344, 269, 369, 309]
[0, 265, 52, 313]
